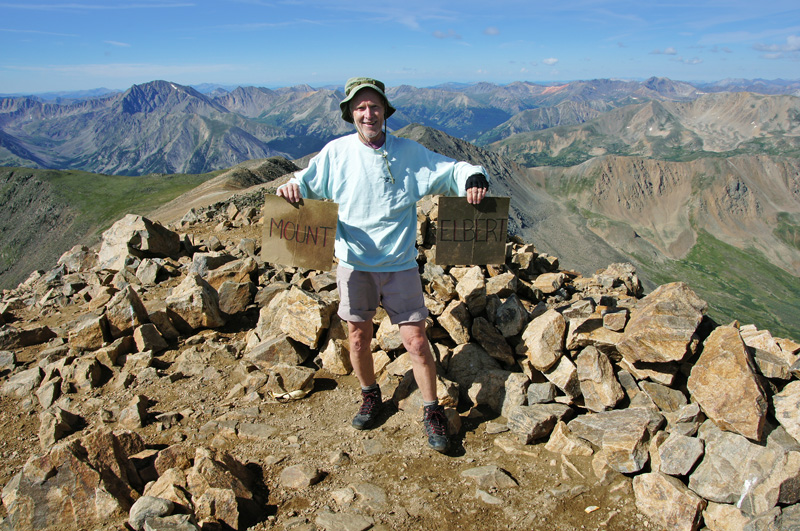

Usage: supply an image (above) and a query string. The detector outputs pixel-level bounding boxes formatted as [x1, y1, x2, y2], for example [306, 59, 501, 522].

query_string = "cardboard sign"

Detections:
[261, 195, 338, 271]
[434, 196, 510, 265]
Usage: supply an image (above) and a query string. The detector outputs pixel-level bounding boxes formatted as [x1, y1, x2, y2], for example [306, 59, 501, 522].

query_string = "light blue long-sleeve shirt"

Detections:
[285, 132, 488, 272]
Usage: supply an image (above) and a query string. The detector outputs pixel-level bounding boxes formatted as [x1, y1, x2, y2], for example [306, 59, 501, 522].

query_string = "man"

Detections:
[277, 77, 489, 453]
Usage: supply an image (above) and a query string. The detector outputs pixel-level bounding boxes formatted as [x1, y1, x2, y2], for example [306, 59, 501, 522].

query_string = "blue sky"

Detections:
[1, 0, 799, 94]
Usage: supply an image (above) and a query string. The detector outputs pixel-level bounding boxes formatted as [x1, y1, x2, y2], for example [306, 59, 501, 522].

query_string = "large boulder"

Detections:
[97, 214, 181, 271]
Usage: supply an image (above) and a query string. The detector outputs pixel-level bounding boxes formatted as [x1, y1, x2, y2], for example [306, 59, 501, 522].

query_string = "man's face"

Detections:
[350, 88, 385, 141]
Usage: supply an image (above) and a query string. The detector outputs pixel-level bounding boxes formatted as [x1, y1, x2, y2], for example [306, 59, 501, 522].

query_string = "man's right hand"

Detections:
[277, 183, 302, 203]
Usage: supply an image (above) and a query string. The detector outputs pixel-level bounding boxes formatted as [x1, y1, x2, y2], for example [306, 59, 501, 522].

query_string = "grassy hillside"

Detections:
[40, 168, 222, 232]
[634, 230, 800, 341]
[0, 167, 220, 290]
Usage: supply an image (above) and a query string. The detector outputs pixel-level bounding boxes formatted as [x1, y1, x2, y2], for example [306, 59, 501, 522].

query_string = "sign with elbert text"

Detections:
[434, 196, 510, 265]
[261, 195, 338, 271]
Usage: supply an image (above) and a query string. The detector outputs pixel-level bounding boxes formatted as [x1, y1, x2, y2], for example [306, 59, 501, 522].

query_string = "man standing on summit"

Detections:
[277, 77, 489, 453]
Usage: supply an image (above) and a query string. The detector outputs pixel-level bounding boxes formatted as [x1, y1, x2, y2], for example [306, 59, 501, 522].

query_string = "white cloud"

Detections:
[104, 40, 131, 47]
[675, 56, 703, 65]
[0, 27, 77, 36]
[484, 26, 499, 36]
[753, 35, 800, 58]
[650, 47, 677, 55]
[542, 57, 558, 66]
[433, 29, 462, 40]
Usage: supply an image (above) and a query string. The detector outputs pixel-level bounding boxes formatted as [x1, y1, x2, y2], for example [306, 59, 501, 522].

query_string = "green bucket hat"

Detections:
[339, 77, 396, 123]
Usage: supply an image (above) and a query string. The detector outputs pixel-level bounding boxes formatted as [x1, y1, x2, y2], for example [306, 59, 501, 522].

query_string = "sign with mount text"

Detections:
[261, 194, 338, 271]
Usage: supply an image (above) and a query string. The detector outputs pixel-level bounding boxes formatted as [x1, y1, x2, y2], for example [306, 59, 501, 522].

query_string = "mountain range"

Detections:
[1, 77, 799, 338]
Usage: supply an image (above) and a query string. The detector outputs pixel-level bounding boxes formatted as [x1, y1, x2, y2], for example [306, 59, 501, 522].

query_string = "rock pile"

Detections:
[0, 190, 799, 531]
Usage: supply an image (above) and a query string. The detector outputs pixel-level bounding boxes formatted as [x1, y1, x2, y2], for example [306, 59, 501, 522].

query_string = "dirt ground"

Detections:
[0, 202, 661, 531]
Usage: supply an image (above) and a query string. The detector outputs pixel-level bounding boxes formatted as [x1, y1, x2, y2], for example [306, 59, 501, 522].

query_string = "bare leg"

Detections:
[399, 320, 438, 403]
[348, 320, 376, 387]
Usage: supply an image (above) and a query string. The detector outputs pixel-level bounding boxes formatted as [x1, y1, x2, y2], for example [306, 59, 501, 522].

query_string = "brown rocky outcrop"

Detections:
[0, 196, 799, 531]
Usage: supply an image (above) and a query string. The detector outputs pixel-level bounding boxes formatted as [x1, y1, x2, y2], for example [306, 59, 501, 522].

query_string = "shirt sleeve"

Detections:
[285, 149, 333, 201]
[411, 142, 488, 198]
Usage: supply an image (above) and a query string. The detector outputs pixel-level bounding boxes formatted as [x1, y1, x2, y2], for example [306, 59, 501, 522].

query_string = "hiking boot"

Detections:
[352, 387, 382, 430]
[423, 404, 450, 453]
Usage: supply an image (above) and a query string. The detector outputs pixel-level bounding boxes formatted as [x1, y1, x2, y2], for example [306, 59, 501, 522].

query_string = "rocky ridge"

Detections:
[0, 182, 799, 531]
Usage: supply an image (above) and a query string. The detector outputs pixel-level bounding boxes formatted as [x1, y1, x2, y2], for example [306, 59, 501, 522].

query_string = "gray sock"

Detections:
[423, 400, 439, 408]
[362, 383, 380, 393]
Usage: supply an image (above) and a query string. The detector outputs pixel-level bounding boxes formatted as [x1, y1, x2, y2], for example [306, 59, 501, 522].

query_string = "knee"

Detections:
[349, 327, 372, 352]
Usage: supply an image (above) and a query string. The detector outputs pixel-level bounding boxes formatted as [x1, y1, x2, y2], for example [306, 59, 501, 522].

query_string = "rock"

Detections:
[279, 286, 336, 349]
[204, 256, 257, 290]
[531, 272, 566, 294]
[3, 430, 145, 530]
[438, 300, 473, 344]
[1, 366, 43, 398]
[774, 380, 800, 445]
[376, 316, 403, 352]
[657, 432, 705, 476]
[134, 323, 169, 353]
[455, 267, 487, 315]
[98, 214, 180, 270]
[148, 309, 181, 341]
[422, 263, 456, 300]
[57, 244, 97, 273]
[265, 364, 315, 400]
[36, 377, 61, 408]
[702, 502, 750, 531]
[527, 381, 557, 404]
[0, 349, 15, 371]
[516, 308, 566, 371]
[165, 273, 226, 333]
[460, 465, 518, 489]
[38, 407, 83, 448]
[0, 325, 57, 350]
[105, 285, 151, 339]
[542, 355, 581, 399]
[445, 343, 500, 394]
[689, 421, 781, 510]
[633, 472, 706, 531]
[471, 317, 514, 365]
[545, 420, 594, 456]
[129, 496, 174, 531]
[244, 334, 310, 369]
[575, 346, 624, 412]
[603, 308, 628, 331]
[507, 403, 572, 444]
[143, 514, 200, 531]
[494, 294, 528, 337]
[217, 281, 255, 315]
[687, 326, 769, 441]
[315, 510, 373, 531]
[319, 337, 352, 375]
[568, 408, 664, 474]
[486, 272, 518, 297]
[186, 448, 253, 500]
[73, 355, 103, 391]
[617, 282, 707, 364]
[280, 464, 322, 489]
[119, 395, 149, 429]
[565, 315, 624, 351]
[467, 370, 528, 417]
[68, 314, 109, 350]
[640, 380, 688, 413]
[194, 487, 240, 529]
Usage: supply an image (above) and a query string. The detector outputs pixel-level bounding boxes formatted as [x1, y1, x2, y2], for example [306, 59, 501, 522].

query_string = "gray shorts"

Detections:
[336, 265, 429, 325]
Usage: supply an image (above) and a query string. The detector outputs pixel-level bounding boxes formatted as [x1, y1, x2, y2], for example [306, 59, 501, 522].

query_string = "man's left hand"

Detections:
[467, 186, 487, 204]
[465, 173, 489, 204]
